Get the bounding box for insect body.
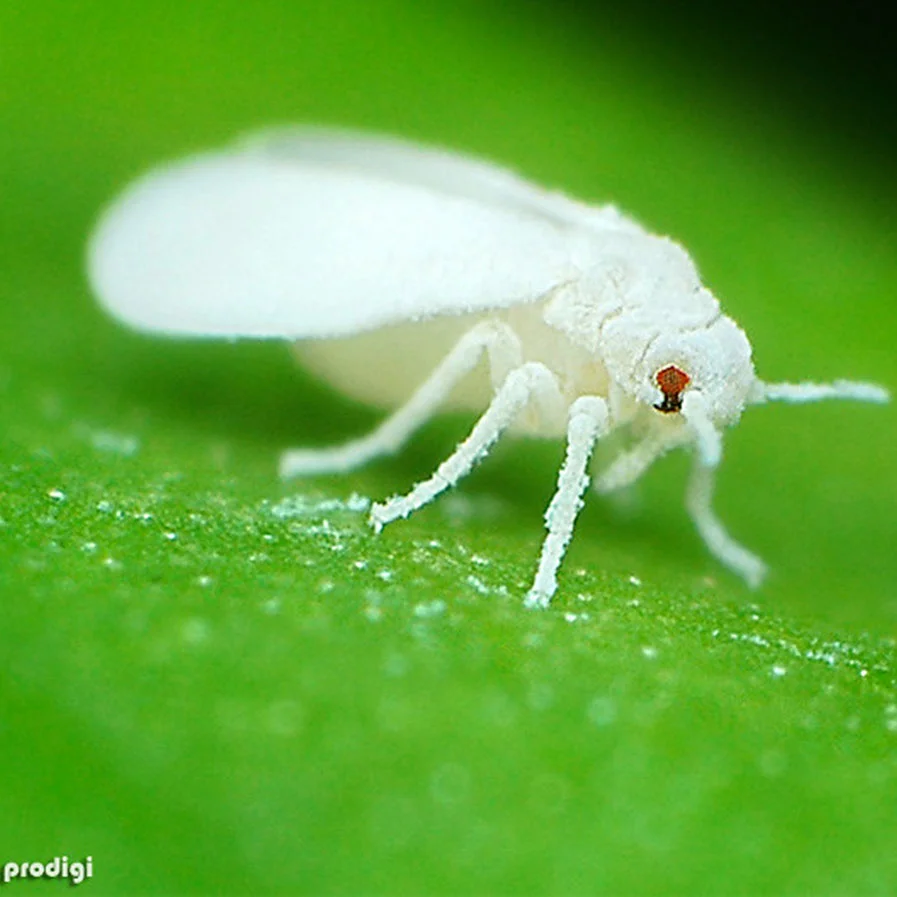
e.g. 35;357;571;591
88;128;889;606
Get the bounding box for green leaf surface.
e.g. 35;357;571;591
2;2;895;894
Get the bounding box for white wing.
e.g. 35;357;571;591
242;127;642;234
87;133;635;340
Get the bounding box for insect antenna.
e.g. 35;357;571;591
751;380;889;405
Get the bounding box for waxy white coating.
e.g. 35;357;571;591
88;128;889;605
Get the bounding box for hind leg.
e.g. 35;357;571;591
280;320;523;478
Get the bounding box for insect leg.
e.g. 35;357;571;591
685;459;767;588
593;430;686;494
280;320;522;478
525;396;609;609
369;361;564;532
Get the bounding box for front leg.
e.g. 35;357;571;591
685;459;767;588
524;396;610;608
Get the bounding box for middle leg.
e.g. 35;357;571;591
369;361;565;532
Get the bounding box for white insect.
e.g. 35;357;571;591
87;128;889;607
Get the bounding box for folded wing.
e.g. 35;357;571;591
88;132;632;340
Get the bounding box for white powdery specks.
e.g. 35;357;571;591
263;491;371;557
266;492;371;520
413;599;447;619
564;611;591;623
462;573;508;598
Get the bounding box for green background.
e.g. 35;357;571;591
1;1;895;893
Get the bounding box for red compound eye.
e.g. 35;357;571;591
655;365;690;413
657;365;690;396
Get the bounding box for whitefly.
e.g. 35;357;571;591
87;128;889;606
